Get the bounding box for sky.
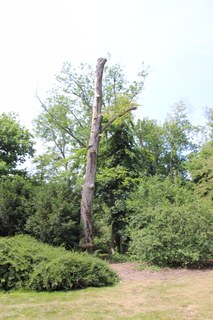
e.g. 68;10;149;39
0;0;213;133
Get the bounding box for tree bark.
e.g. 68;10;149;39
80;58;107;252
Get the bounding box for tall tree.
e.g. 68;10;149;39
96;118;140;252
0;175;34;236
0;112;34;176
188;108;213;202
134;103;199;178
80;58;107;251
162;102;199;178
80;59;143;251
134;118;165;176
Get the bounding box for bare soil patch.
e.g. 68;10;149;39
110;261;213;281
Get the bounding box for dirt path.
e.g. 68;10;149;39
110;262;213;281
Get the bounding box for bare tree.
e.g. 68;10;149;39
80;58;137;251
80;58;107;251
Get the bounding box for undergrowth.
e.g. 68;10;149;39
0;235;118;291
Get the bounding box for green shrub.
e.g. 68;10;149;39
0;235;59;290
29;253;117;291
0;235;118;291
0;175;34;236
129;202;213;267
25;182;80;249
127;177;213;267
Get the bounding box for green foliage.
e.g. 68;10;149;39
29;252;117;291
0;112;34;175
101;252;131;263
188;109;213;202
93;220;111;253
102;59;147;108
33;59;147;181
188;140;213;202
162;102;198;177
137;261;164;271
0;175;34;236
0;235;57;290
205;107;213;139
127;177;213;266
134;118;165;176
26;181;80;249
0;235;118;291
96;121;141;252
134;103;199;179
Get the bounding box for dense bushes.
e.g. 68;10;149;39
127;176;213;266
0;176;81;249
25;182;80;249
0;235;118;291
0;175;34;236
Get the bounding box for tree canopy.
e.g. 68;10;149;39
0;112;34;176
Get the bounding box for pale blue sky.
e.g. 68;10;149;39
0;0;213;130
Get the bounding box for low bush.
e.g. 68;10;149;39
29;253;117;291
0;235;118;291
0;235;56;290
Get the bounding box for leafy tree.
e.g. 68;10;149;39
134;103;199;179
188;108;213;202
162;102;198;177
34;93;88;180
34;59;147;178
134;118;165;176
95;118;141;252
0;112;34;176
205;107;213;139
0;175;34;236
188;141;213;202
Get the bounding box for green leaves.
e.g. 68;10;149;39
188;140;213;201
187;108;213;202
33;59;147;182
0;112;34;175
25;181;80;249
127;176;213;266
0;235;117;291
134;102;199;177
0;175;34;236
162;102;197;177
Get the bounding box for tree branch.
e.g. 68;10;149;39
36;93;86;148
100;106;137;133
67;76;93;109
55;99;85;128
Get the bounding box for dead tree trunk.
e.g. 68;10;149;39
80;58;107;252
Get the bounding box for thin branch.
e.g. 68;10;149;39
100;106;137;133
125;86;144;102
55;99;85;128
68;77;93;109
36;93;86;148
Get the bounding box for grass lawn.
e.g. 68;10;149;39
0;268;213;320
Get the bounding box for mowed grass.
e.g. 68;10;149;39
0;269;213;320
